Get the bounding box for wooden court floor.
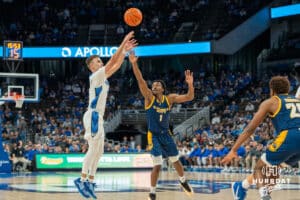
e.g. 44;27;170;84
0;170;299;200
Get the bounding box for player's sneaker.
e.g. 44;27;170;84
84;181;97;199
148;193;156;200
232;181;247;200
74;178;90;198
180;180;194;196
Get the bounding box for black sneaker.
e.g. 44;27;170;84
180;180;194;196
148;193;156;200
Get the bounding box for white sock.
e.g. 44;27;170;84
80;177;87;182
88;178;94;183
179;176;186;183
242;179;250;189
150;186;156;194
259;186;269;197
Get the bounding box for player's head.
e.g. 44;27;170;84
293;62;300;83
85;55;104;72
269;76;290;96
152;80;166;95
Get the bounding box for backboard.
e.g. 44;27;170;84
0;73;39;102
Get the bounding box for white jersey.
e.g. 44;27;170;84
88;67;109;117
296;86;300;98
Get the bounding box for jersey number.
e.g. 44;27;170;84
159;114;163;122
285;102;300;118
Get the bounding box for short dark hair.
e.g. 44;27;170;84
85;55;100;66
269;76;290;94
153;80;167;94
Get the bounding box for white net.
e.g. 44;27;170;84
13;94;24;108
15;99;24;108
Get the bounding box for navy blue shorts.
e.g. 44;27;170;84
147;131;178;157
266;129;300;166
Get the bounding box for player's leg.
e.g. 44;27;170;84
163;134;193;196
148;132;163;200
82;112;105;199
74;111;93;198
254;130;298;200
233;155;300;200
88;136;104;178
74;134;94;198
232;174;253;200
83;134;104;199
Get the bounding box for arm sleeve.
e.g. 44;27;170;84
89;67;106;87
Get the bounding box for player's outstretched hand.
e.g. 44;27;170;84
185;70;193;86
125;39;138;52
221;150;238;165
122;31;135;44
129;51;138;64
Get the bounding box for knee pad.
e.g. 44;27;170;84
169;155;179;163
152;155;163;166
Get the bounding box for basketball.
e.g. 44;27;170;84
124;8;143;27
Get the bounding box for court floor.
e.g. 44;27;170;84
0;170;299;200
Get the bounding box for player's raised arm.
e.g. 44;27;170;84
167;70;194;106
105;31;138;78
129;51;153;103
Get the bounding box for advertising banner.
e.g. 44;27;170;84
0;139;12;173
0;41;211;58
35;153;153;170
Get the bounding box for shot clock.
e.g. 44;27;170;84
3;41;23;61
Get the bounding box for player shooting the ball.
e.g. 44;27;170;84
74;31;137;199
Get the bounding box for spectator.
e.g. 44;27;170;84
11;141;31;171
245;102;255;111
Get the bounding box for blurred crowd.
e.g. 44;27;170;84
0;0;273;45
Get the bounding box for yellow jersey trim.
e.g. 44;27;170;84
269;96;281;118
145;96;155;110
155;95;164;104
268;130;288;152
147;131;153;150
165;95;171;110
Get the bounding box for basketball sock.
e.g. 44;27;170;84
179;176;186;183
259;186;269;197
242;179;250;189
88;178;94;183
150;186;156;194
80;176;87;182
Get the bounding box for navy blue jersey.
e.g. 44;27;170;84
270;95;300;134
145;95;170;134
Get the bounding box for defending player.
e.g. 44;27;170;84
74;31;137;199
128;51;194;200
221;76;300;200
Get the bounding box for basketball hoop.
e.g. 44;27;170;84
13;94;24;108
